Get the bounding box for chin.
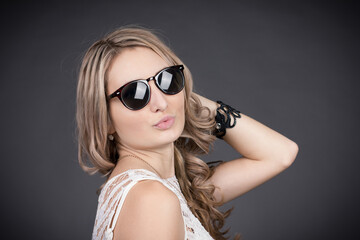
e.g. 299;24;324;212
161;129;183;143
156;124;184;144
138;117;185;148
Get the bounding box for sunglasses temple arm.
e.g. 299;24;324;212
108;91;119;100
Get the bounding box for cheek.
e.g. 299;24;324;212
109;91;186;148
109;103;147;141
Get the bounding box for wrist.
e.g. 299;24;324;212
214;100;242;139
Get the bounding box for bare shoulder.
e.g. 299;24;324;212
113;179;184;240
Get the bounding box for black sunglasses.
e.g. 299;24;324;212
108;65;185;110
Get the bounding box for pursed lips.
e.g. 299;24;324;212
153;115;175;130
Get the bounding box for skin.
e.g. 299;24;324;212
105;46;299;239
106;47;185;240
195;94;299;204
107;47;185;180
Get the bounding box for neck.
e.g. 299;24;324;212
117;142;175;179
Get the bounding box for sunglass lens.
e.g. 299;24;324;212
121;81;150;110
156;68;184;94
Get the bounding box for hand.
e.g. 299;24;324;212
192;93;218;118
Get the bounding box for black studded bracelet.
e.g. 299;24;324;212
214;101;241;139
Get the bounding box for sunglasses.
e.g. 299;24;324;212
108;65;185;110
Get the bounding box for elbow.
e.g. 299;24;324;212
281;141;299;168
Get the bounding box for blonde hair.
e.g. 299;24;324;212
76;25;239;239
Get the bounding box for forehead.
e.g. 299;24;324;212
107;47;169;92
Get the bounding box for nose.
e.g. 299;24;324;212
148;81;168;112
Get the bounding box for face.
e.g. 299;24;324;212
106;47;185;151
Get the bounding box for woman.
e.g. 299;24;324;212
76;26;298;240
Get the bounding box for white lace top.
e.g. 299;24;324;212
92;168;214;240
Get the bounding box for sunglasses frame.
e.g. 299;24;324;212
108;65;185;110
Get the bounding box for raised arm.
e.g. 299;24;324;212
195;93;299;204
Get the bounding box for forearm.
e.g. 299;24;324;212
194;93;298;165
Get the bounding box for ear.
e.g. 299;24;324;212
108;123;116;135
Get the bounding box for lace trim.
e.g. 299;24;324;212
92;168;214;240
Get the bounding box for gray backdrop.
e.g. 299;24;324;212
1;0;359;239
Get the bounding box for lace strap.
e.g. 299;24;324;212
104;172;165;239
105;180;137;239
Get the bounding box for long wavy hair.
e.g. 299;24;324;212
76;25;239;239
